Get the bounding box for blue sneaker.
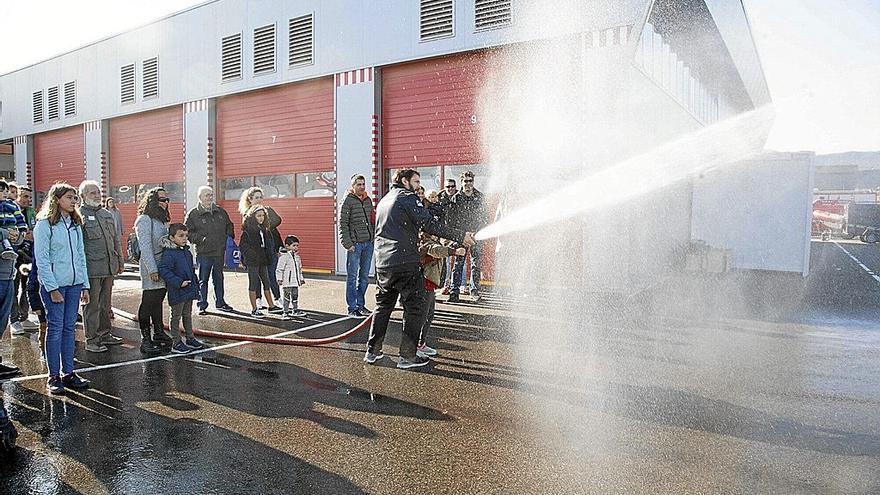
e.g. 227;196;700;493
47;376;65;395
171;342;191;354
185;338;205;350
61;372;90;390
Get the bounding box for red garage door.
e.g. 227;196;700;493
108;106;185;241
34;126;85;201
382;51;498;280
216;77;335;271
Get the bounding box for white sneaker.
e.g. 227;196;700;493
21;319;39;330
417;344;438;357
10;321;25;335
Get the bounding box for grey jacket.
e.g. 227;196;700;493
338;192;374;249
108;208;124;239
135;214;168;290
80;204;123;278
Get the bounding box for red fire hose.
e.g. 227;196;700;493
112;308;372;346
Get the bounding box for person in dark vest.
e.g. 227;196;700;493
338;174;374;318
78;180;125;353
184;185;235;315
364;168;474;370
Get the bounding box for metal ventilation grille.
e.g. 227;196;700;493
143;57;159;99
288;14;314;67
420;0;454;41
221;33;243;81
253;24;276;75
475;0;511;31
120;64;136;104
47;86;60;120
64;81;76;116
32;91;43;124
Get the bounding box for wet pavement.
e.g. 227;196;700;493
1;244;879;494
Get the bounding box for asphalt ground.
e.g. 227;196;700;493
0;244;878;494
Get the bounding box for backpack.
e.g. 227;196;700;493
127;232;140;262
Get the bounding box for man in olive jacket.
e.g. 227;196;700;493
79;181;125;353
338;174;375;317
184;186;235;315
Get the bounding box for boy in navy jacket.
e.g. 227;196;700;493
158;223;204;354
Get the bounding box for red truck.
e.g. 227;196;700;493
812;199;880;243
812;199;846;240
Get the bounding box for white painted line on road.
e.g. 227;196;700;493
832;241;880;284
7;313;352;384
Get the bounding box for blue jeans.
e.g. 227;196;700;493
0;279;14;339
346;241;373;312
197;256;227;310
41;284;82;377
452;244;482;295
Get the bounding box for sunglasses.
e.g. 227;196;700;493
463;179;474;183
445;185;456;189
157;197;170;203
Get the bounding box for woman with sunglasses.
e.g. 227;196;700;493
134;187;171;354
33;183;91;394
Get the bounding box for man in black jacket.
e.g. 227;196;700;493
184;186;235;315
364;169;475;369
448;171;486;302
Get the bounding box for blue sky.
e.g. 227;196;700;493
1;0;877;154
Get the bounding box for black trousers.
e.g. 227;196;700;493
138;288;167;340
366;264;428;360
10;272;28;322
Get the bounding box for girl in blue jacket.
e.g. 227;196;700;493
34;183;91;395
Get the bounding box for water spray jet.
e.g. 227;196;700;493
476;104;775;241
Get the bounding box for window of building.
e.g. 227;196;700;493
382;166;442;195
443;164;488;189
111;184;136;204
220;176;254;201
295;172;335;197
256;174;294;198
162;181;185;203
136;183;162;202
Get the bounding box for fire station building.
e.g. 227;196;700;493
0;0;794;278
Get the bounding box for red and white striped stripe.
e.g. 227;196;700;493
583;24;633;48
335;68;374;87
206;136;215;190
371;114;379;206
100;151;108;198
184;99;209;113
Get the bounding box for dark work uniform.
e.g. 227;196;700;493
367;184;465;360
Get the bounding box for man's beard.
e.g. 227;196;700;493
84;199;102;208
